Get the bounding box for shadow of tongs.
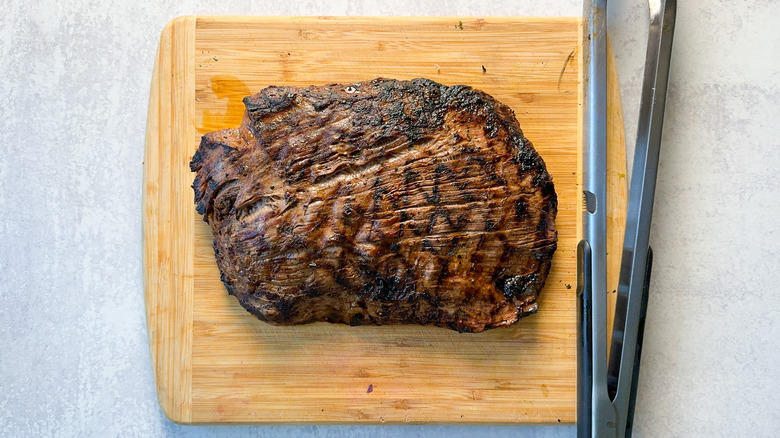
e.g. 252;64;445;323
578;1;676;437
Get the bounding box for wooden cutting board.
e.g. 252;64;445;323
143;16;627;425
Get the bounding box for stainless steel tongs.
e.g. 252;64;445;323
578;1;676;437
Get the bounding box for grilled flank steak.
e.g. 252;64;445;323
191;78;557;332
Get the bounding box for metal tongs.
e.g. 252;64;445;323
578;1;676;437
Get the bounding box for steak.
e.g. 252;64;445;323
190;78;557;333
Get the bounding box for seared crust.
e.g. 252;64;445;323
191;78;557;332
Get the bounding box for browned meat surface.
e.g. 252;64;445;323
190;78;557;333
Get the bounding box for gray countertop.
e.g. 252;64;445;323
2;1;778;437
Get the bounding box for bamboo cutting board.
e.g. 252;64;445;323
143;16;627;425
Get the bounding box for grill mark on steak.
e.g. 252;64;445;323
191;78;558;333
311;136;415;186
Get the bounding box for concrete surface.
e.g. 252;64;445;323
1;0;778;437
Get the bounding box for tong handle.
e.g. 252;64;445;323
608;1;675;435
624;247;652;438
577;240;593;438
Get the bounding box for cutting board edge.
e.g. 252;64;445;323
175;419;576;426
143;15;197;424
191;14;583;24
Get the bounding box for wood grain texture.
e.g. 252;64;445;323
606;39;628;349
143;15;626;425
143;15;198;423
